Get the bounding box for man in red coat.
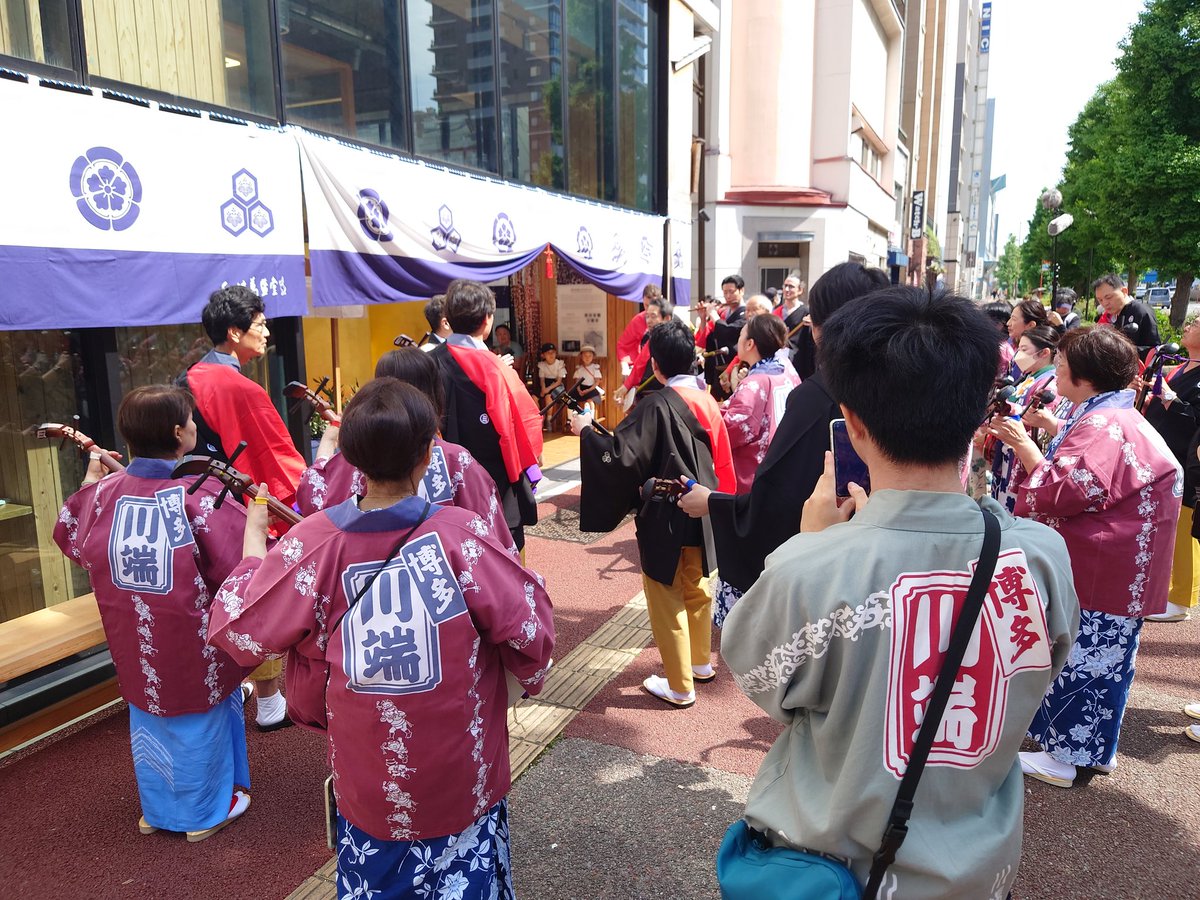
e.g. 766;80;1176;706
180;285;305;730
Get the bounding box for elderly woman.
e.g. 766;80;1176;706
209;377;554;897
989;325;1068;512
297;347;514;554
988;327;1181;787
721;313;801;493
1142;316;1200;622
53;385;255;841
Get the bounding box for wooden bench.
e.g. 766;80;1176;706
0;593;105;684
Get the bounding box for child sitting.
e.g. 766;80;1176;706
537;342;567;431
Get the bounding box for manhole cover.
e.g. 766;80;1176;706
526;502;630;544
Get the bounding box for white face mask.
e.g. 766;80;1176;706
1015;347;1045;375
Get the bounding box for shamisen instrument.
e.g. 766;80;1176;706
543;383;611;436
1136;342;1187;413
37;420;125;473
172;441;301;527
285;377;341;427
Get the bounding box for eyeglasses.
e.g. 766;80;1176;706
247;318;269;333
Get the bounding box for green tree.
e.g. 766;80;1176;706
996;234;1021;296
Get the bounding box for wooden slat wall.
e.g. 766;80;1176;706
82;0;227;106
0;1;46;63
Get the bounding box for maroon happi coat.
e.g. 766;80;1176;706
207;497;554;841
296;437;516;555
53;457;255;716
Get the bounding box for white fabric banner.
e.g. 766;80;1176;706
297;130;665;305
0;76;306;329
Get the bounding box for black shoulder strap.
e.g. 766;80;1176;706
328;500;433;638
863;507;1001;900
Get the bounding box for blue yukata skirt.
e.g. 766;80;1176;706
1028;609;1143;768
129;689;250;833
336;799;514;900
712;579;742;629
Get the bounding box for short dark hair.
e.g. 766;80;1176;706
1092;273;1126;293
820;286;999;465
374;347;445;419
1059;327;1138;393
744;313;787;358
444;279;496;334
1013;299;1049;328
721;274;745;291
648;318;696;379
201;286;264;345
423;295;446;330
1054;288;1077;309
646;296;674;319
982;300;1013;328
340;378;437;482
118;384;194;459
807;262;890;327
1018;325;1060;354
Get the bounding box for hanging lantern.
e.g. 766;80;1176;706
545;246;556;280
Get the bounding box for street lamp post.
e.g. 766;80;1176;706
1041;190;1063;304
1048;213;1074;308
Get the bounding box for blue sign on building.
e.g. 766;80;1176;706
981;3;992;54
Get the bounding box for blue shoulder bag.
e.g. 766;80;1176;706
717;509;1000;899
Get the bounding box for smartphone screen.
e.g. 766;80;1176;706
830;419;870;498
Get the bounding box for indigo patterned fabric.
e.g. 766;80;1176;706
713;578;742;628
337;799;514;900
1028;609;1143;768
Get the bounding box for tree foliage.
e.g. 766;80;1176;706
1017;0;1200;325
996;234;1021;295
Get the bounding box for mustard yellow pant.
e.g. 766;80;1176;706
248;658;283;681
1168;506;1200;608
642;546;712;695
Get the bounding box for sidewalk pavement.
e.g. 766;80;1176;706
287;449;1200;899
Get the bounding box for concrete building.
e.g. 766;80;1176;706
697;0;906;297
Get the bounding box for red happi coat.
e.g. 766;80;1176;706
296;438;515;555
53;457;255;715
1015;391;1182;617
207;497;555;841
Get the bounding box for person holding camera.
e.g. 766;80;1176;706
720;287;1078;899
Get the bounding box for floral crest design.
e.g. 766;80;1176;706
357;188;393;242
71;146;142;231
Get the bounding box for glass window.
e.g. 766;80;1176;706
616;0;655;209
0;331;92;626
498;0;564;190
565;0;615;202
80;1;276;117
407;0;498;173
0;0;73;70
280;1;408;149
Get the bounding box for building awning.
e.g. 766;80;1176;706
0;76;307;330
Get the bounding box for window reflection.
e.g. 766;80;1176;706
498;0;564;190
407;0;498;173
0;0;73;70
566;0;615;202
81;1;276;116
280;1;408;148
0;332;90;624
617;0;655;209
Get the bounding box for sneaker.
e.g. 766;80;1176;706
1186;724;1200;745
1019;750;1076;788
1184;702;1200;722
641;675;695;709
186;790;251;843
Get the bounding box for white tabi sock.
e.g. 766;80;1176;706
256;690;287;727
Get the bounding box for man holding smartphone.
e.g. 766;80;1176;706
719;287;1079;899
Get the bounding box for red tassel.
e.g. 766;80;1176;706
545;247;556;280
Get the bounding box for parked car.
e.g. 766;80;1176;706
1146;286;1172;308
